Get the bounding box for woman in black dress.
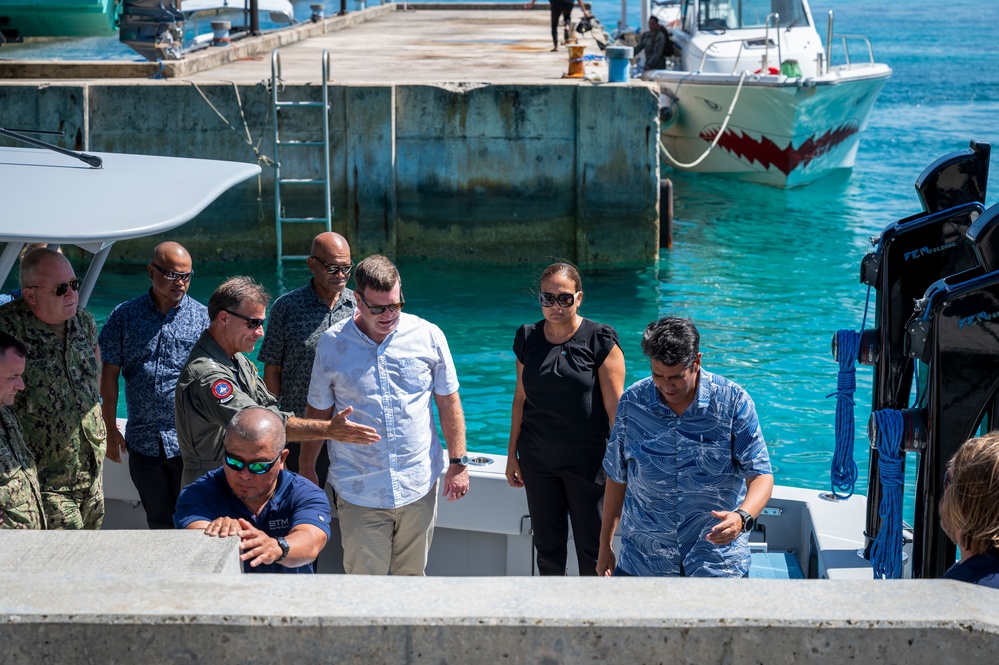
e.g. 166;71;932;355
506;262;625;575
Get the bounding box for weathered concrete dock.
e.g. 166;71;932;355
0;4;661;264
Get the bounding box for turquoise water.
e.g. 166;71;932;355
10;0;999;517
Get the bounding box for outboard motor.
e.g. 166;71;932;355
853;203;983;555
119;0;184;61
901;201;999;578
915;140;990;214
840;141;991;559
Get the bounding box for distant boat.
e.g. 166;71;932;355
644;0;891;188
0;0;294;61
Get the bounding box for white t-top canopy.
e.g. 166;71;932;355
0;146;261;306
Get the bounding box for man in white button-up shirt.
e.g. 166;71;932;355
302;255;469;575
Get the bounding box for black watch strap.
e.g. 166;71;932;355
450;455;469;466
734;509;754;533
275;536;290;562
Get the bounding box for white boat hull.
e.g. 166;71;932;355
655;65;891;188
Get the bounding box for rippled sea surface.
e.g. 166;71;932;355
14;0;999;517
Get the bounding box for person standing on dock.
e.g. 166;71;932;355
525;0;592;52
0;248;106;529
506;262;625;576
259;232;356;492
98;242;209;529
597;317;773;577
174;407;332;574
175;276;379;488
302;255;469;576
0;332;46;530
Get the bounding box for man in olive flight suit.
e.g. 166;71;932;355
176;276;380;488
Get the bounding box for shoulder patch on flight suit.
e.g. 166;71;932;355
211;379;235;404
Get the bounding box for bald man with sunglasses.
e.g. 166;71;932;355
175;276;379;488
0;247;106;529
174;407;332;573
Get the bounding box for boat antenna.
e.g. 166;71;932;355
0;127;102;168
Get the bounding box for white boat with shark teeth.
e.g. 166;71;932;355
649;0;891;188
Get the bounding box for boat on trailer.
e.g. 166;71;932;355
645;0;891;188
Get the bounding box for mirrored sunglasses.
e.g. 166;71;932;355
224;451;282;475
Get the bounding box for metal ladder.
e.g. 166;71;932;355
271;48;333;266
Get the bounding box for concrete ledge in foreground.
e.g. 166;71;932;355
0;574;996;663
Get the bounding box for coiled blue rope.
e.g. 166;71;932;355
828;329;861;499
869;409;905;579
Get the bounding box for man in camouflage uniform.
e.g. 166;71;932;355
176;276;378;488
259;232;356;489
0;248;105;529
0;332;45;529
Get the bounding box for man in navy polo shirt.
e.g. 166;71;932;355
174;407;331;574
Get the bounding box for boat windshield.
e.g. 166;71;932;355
685;0;809;31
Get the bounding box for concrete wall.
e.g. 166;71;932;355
0;80;660;265
0;573;997;664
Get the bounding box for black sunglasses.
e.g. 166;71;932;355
309;256;353;276
224;451;282;475
358;291;405;315
149;262;194;282
27;277;82;297
224;309;265;331
539;292;577;308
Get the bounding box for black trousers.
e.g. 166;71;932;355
128;447;184;530
549;2;574;47
283;441;330;490
519;448;604;576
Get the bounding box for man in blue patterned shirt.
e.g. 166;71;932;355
598;317;773;577
99;242;209;529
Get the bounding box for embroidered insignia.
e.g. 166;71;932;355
211;379;235;404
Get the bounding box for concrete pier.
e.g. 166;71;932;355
0;5;661;265
0;570;997;663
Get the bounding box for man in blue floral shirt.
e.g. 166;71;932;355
598;317;773;577
99;242;209;529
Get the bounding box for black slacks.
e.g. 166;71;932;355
128;446;184;530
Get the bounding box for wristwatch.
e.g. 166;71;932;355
734;509;755;533
275;536;290;563
449;455;469;466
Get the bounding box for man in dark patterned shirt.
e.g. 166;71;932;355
98;242;209;529
259;232;355;489
0;248;106;529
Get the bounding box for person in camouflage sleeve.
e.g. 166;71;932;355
0;332;45;530
0;248;106;529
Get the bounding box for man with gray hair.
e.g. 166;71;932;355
0;247;106;529
175;276;378;487
302;254;469;576
174;407;332;574
597;317;773;577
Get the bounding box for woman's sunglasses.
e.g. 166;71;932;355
224;451;282;475
539;292;577;308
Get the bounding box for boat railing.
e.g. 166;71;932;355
831;34;877;68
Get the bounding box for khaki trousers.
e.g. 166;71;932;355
336;481;438;576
